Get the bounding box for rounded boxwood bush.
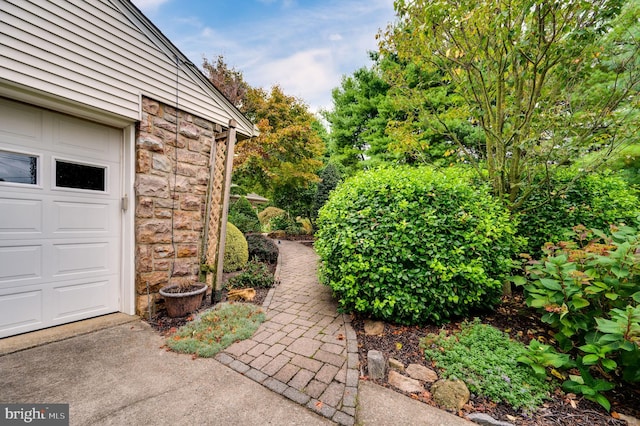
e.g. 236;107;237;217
228;197;261;233
223;222;249;272
258;207;286;230
517;168;639;256
315;166;522;325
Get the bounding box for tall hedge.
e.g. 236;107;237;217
315;166;522;325
517;169;639;256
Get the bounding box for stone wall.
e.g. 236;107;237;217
134;96;222;317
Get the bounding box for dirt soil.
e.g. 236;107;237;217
353;293;640;426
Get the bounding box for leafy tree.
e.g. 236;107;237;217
202;56;327;216
324;63;395;175
379;0;640;211
233;85;325;214
202;55;250;109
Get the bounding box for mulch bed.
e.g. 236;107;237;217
146;278;271;336
354;293;640;425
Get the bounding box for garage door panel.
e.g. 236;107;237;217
0;198;42;234
53;115;120;162
52;242;110;276
0;290;43;337
52;279;114;321
52;200;112;233
0;101;43;144
0;245;42;282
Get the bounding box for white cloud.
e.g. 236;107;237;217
249;49;338;112
328;33;343;41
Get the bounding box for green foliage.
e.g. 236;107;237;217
166;303;265;357
421;320;552;411
312;163;342;222
379;0;639;210
517;169;639;256
520;225;639;349
233;85;324;203
315;166;522;324
517;339;573;379
226;260;275;290
323;65;397;175
246;233;279;265
562;357;616;411
517;225;640;410
223;222;249;272
269;213;303;235
228;197;261;233
594;305;640;383
258;207;286;228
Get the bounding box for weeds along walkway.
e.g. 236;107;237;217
215;240;359;426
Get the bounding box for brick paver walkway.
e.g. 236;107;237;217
215;240;359;425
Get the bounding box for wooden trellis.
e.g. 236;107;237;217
204;119;237;302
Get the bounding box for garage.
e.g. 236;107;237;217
0;98;122;338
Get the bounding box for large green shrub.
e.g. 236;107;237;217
315;166;522;324
223;222;248;272
517;169;639;256
228;197;261;233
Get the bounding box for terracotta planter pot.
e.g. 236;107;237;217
159;283;207;318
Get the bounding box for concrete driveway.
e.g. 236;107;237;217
0;316;331;425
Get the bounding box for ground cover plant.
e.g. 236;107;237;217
165;302;265;357
422;320;553;411
315;165;522;324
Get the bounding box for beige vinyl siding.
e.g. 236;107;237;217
0;0;254;136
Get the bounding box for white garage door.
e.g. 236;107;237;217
0;99;121;338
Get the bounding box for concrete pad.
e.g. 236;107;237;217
0;313;138;356
0;321;331;426
357;380;473;426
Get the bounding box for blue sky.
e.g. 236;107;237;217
131;0;397;113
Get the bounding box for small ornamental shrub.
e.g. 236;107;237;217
315;166;522;324
258;206;286;229
515;225;640;410
223;222;249;272
228;197;261;233
246;233;279;265
421;320;552;411
269;213;303;235
226;260;275;289
517;169;639;256
296;217;313;235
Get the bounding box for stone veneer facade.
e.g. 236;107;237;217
134;96;227;317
